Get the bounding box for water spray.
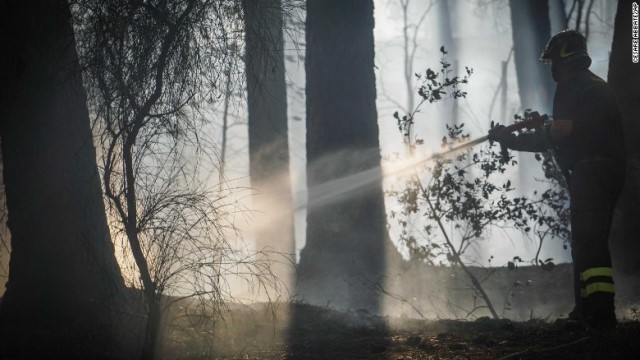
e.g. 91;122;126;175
298;114;549;212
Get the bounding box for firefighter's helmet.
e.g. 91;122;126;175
540;29;589;65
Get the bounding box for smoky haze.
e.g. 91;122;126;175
272;0;624;318
205;0;629;318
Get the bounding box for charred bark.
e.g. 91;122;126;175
0;0;128;358
298;0;398;312
608;0;640;302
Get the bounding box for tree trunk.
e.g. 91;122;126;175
549;0;567;34
0;1;128;357
607;0;640;302
509;0;555;114
297;0;395;312
243;0;295;287
437;0;455;55
438;1;459;126
0;156;8;290
509;0;556;193
608;0;640;156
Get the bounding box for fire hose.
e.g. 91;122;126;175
431;111;550;162
299;112;551;211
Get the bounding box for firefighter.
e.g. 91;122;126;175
489;29;626;329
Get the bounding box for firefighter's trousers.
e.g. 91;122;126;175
569;159;625;323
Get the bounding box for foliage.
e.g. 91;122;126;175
388;49;570;319
393;47;473;152
508;110;571;265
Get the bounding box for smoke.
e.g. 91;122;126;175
298;138;489;213
203;0;629;326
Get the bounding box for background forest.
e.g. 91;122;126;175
0;0;638;359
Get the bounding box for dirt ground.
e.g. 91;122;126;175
163;302;640;359
286;317;640;360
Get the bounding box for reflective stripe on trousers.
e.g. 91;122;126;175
568;160;624;318
579;267;615;298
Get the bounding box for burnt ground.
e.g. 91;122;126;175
287;316;640;360
163;302;640;359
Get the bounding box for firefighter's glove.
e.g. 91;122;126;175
488;125;518;149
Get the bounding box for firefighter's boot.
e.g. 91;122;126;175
584;292;617;330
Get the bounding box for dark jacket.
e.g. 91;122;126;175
552;68;626;173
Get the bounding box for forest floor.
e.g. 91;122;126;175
163;302;640;359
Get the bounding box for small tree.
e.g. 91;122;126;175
390;50;570;319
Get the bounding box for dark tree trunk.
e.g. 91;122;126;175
437;0;459;125
437;0;455;55
297;0;392;312
509;0;556;192
0;159;8;288
549;0;567;34
243;0;295;285
608;0;640;302
608;0;640;156
509;0;555;114
0;1;128;357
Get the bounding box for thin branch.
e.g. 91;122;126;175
416;175;500;319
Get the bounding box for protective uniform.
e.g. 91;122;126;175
492;30;626;328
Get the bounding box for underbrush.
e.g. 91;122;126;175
158;301;640;359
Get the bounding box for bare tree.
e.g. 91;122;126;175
75;1;281;358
